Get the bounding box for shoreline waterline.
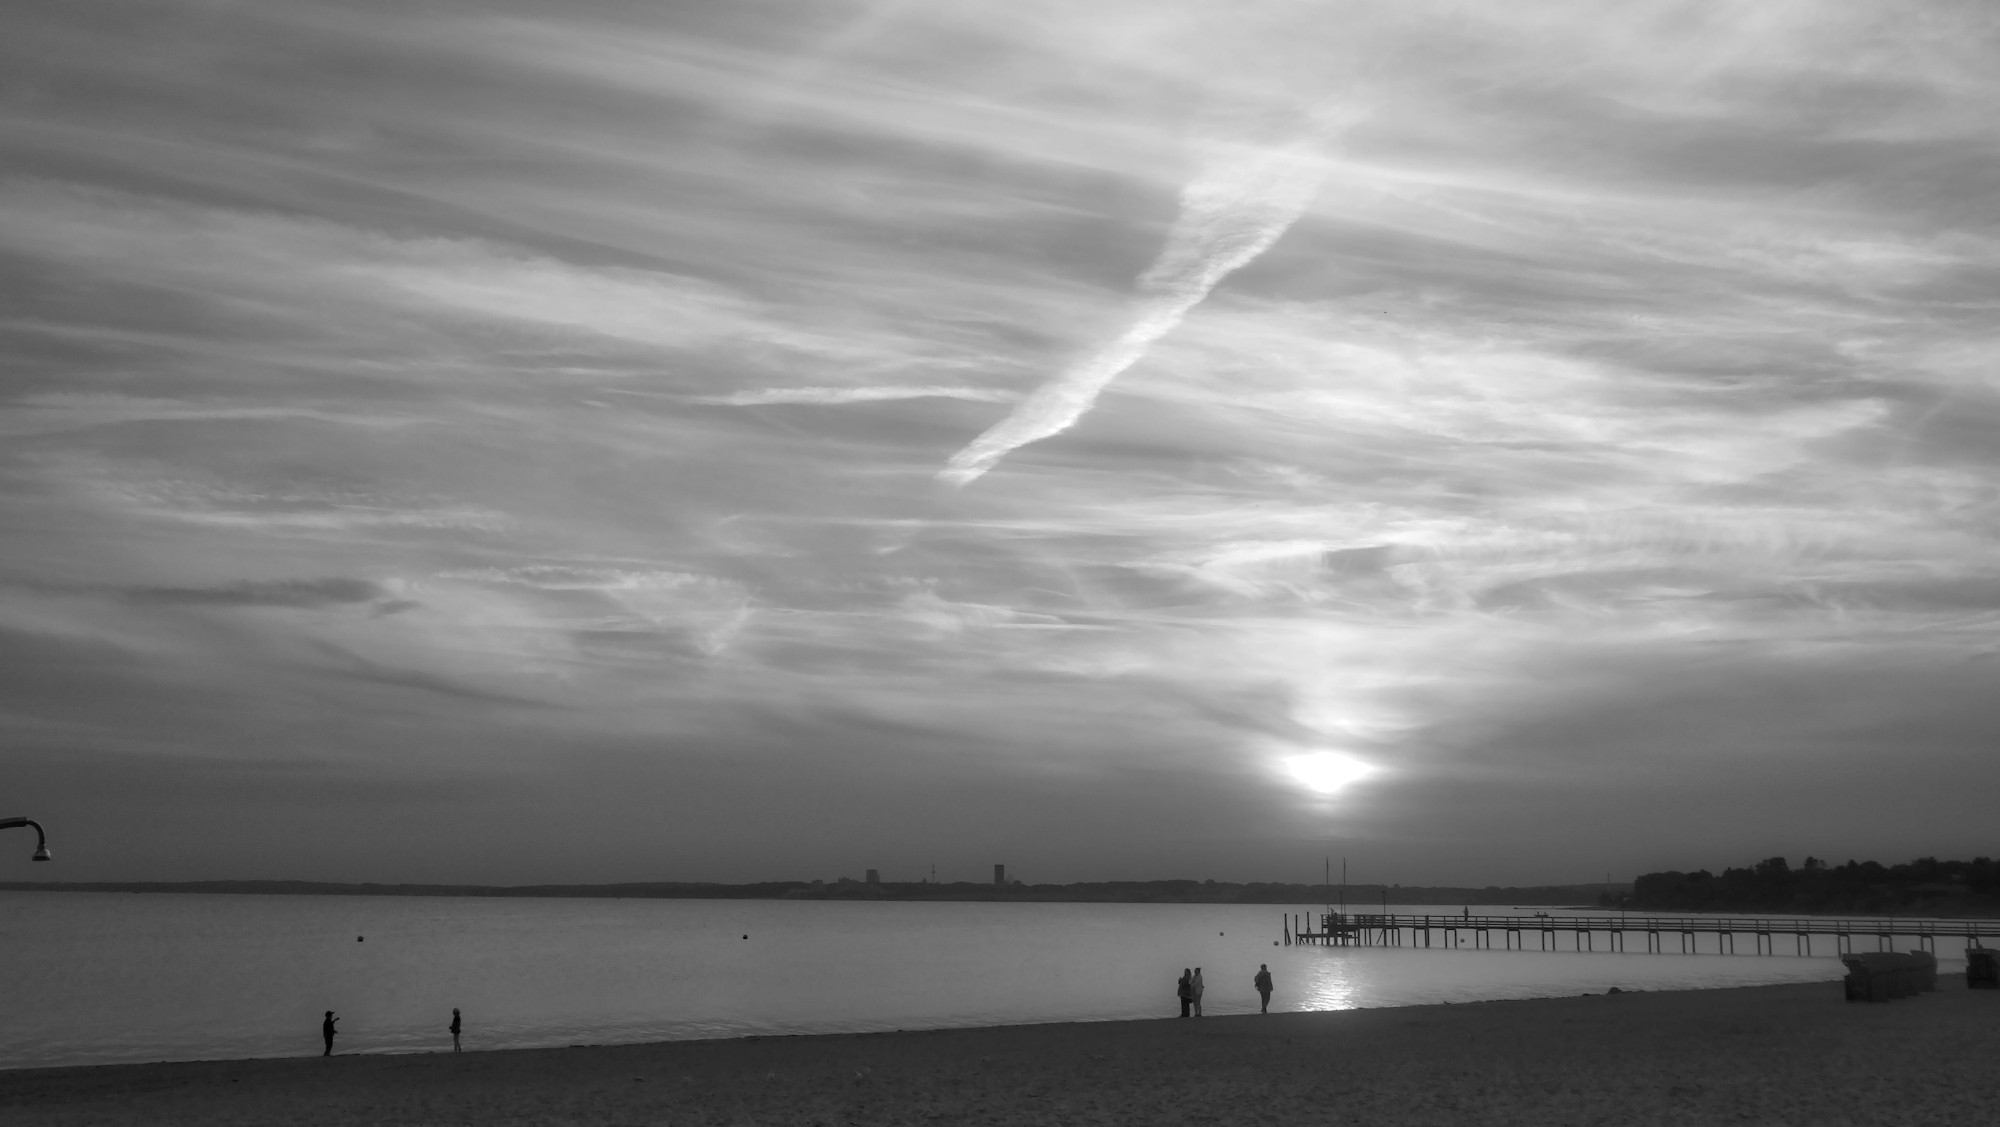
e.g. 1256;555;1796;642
7;979;1989;1127
4;975;1842;1076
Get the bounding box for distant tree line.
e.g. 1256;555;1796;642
792;879;1615;906
1630;856;2000;917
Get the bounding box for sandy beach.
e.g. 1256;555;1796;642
4;977;1993;1126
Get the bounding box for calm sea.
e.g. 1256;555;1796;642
0;893;1918;1070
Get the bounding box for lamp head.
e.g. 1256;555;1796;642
32;845;50;862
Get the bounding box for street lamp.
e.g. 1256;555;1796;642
0;817;50;861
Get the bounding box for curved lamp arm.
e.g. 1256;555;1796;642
0;817;50;861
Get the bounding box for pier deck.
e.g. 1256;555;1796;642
1282;912;1998;956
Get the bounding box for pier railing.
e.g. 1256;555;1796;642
1281;912;1998;957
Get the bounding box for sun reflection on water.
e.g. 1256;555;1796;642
1292;949;1361;1011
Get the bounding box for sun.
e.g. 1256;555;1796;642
1283;752;1376;797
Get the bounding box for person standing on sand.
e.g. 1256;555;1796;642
1192;968;1205;1016
1177;968;1193;1017
322;1011;338;1056
450;1008;461;1052
1254;964;1274;1013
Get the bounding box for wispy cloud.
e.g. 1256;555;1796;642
701;386;1018;406
122;578;390;609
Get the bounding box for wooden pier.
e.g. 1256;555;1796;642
1282;912;1997;957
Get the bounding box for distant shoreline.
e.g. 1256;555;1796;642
0;878;1612;905
4;880;1997;917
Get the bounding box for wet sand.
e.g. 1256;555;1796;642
5;977;1995;1126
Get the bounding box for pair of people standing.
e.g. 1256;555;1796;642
1176;967;1205;1016
320;1008;462;1055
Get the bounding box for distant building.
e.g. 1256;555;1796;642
994;864;1006;887
865;869;880;885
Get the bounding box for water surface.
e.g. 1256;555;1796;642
0;894;1915;1070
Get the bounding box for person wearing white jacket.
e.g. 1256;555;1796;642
1191;968;1205;1016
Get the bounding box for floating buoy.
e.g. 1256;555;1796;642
357;936;364;942
742;935;748;940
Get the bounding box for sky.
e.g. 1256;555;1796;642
2;0;1997;886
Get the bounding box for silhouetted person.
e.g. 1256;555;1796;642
1254;964;1274;1013
1177;968;1193;1017
322;1011;338;1056
1192;967;1205;1016
450;1008;461;1052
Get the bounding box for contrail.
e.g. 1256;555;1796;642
938;139;1332;487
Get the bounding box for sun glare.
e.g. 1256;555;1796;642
1283;752;1376;797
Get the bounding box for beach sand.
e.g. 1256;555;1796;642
5;977;1995;1125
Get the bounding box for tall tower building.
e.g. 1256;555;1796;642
994;864;1006;886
